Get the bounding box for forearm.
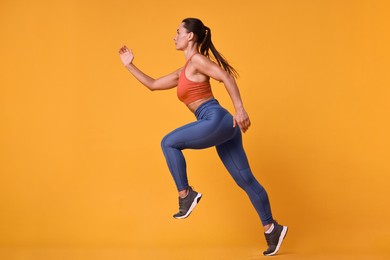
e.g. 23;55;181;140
125;63;155;90
223;76;245;111
223;75;251;132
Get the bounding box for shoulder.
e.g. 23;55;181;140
176;67;183;74
166;67;182;80
190;53;214;69
191;53;209;63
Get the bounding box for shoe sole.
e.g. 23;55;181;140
264;226;288;256
174;193;202;219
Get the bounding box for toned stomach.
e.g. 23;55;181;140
186;96;214;113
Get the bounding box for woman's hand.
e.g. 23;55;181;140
233;108;251;133
118;45;134;67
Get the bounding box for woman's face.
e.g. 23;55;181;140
174;23;190;50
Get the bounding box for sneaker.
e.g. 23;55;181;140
173;186;202;219
263;221;288;256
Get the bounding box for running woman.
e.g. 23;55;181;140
118;18;287;256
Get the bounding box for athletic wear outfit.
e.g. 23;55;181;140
177;54;213;105
160;54;287;255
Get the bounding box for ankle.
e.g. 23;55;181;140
179;188;189;198
264;223;274;234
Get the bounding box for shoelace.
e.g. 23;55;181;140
264;232;273;246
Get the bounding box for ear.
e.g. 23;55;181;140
188;32;195;41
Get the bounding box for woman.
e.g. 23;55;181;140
118;18;287;256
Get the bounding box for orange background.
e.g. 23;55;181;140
1;0;389;259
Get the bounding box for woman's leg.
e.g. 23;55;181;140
161;106;236;219
214;114;288;256
216;127;274;227
161;110;235;192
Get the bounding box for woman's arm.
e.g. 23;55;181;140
119;45;179;91
191;54;251;132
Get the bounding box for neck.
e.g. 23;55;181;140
184;44;199;60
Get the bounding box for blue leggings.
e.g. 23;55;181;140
161;99;273;226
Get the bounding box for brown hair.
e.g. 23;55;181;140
182;18;238;78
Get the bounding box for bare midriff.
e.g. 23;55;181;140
186;96;214;113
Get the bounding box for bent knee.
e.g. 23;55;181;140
161;133;182;150
161;134;170;150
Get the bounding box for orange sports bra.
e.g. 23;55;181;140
177;54;214;106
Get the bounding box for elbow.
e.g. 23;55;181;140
148;83;157;91
222;73;235;85
228;72;237;81
147;81;157;91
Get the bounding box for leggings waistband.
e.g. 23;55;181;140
194;99;220;119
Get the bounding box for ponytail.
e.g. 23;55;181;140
182;18;239;78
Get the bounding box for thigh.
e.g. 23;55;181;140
163;110;236;150
215;129;250;171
